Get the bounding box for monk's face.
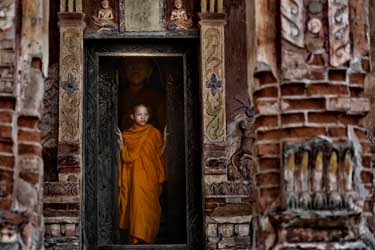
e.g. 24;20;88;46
124;59;153;87
130;105;150;126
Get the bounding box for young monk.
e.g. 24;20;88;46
116;104;167;244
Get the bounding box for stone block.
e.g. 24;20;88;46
219;224;234;237
218;237;235;248
236;224;250;236
47;224;61;237
62;224;76;237
123;0;164;31
207;223;218;237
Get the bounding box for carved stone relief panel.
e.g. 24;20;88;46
120;0;165;32
200;23;226;145
328;0;350;67
59;28;82;144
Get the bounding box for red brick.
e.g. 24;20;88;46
18;116;39;128
0;97;15;110
0;126;12;142
58;167;81;173
18;129;41;142
0;198;12;210
255;99;279;115
258;157;280;171
256;143;280;156
281;83;306;96
256;172;280;186
18;143;42;156
338;115;360;125
350;87;363;97
328;69;347;81
362;58;370;72
254;86;278;100
19;172;39;185
327;127;347;138
283;98;326;110
364;200;374;213
0;142;13;153
255;71;277;85
254;116;278;129
354;128;367;140
281;113;305;125
309;69;326;80
349;73;366;85
361;142;371;154
0;111;12;123
0;155;14;168
308;113;338;124
361;171;374;184
362;155;371;168
307;83;348;96
258;187;280;211
257;127;326;140
0;169;13;197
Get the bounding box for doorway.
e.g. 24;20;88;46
84;40;202;250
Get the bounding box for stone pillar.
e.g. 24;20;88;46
44;1;85;249
0;0;49;249
253;0;374;249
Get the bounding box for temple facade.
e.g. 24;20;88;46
0;0;375;249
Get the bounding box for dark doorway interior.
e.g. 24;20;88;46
84;40;202;250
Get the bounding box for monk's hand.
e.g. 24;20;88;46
116;128;123;149
163;125;168;142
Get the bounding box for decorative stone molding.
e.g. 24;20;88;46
283;139;361;212
199;14;226;146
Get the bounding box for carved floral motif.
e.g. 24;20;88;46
328;0;350;67
202;27;225;144
59;28;82;144
281;0;304;48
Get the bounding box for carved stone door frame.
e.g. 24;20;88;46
83;39;203;250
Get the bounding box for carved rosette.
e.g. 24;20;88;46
200;23;226;145
328;0;350;67
59;27;83;144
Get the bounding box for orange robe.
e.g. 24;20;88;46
118;124;166;244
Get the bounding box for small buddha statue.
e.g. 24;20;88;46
92;0;118;32
168;0;193;31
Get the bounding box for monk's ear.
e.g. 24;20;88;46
130;114;134;120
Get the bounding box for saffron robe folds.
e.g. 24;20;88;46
118;124;166;244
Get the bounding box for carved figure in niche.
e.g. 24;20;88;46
228;120;254;181
118;58;165;131
92;0;118;32
0;0;15;32
116;104;167;244
168;0;193;31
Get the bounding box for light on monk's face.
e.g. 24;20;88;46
130;105;150;126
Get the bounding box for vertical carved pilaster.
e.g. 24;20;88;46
328;0;350;67
58;12;85;173
199;15;226;146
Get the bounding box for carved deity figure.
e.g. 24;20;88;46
169;0;193;30
92;0;118;32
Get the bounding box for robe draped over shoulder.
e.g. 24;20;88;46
118;124;166;244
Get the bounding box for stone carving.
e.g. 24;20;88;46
205;158;226;174
228;120;255;181
92;0;118;32
328;0;350;67
168;0;193;31
283;139;361;212
0;0;15;32
59;29;81;144
202;27;225;144
44;182;79;196
305;0;328;66
40;64;59;149
281;0;304;48
206;182;252;196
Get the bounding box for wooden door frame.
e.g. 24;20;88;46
83;39;203;250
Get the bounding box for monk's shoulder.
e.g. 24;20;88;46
148;125;162;139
